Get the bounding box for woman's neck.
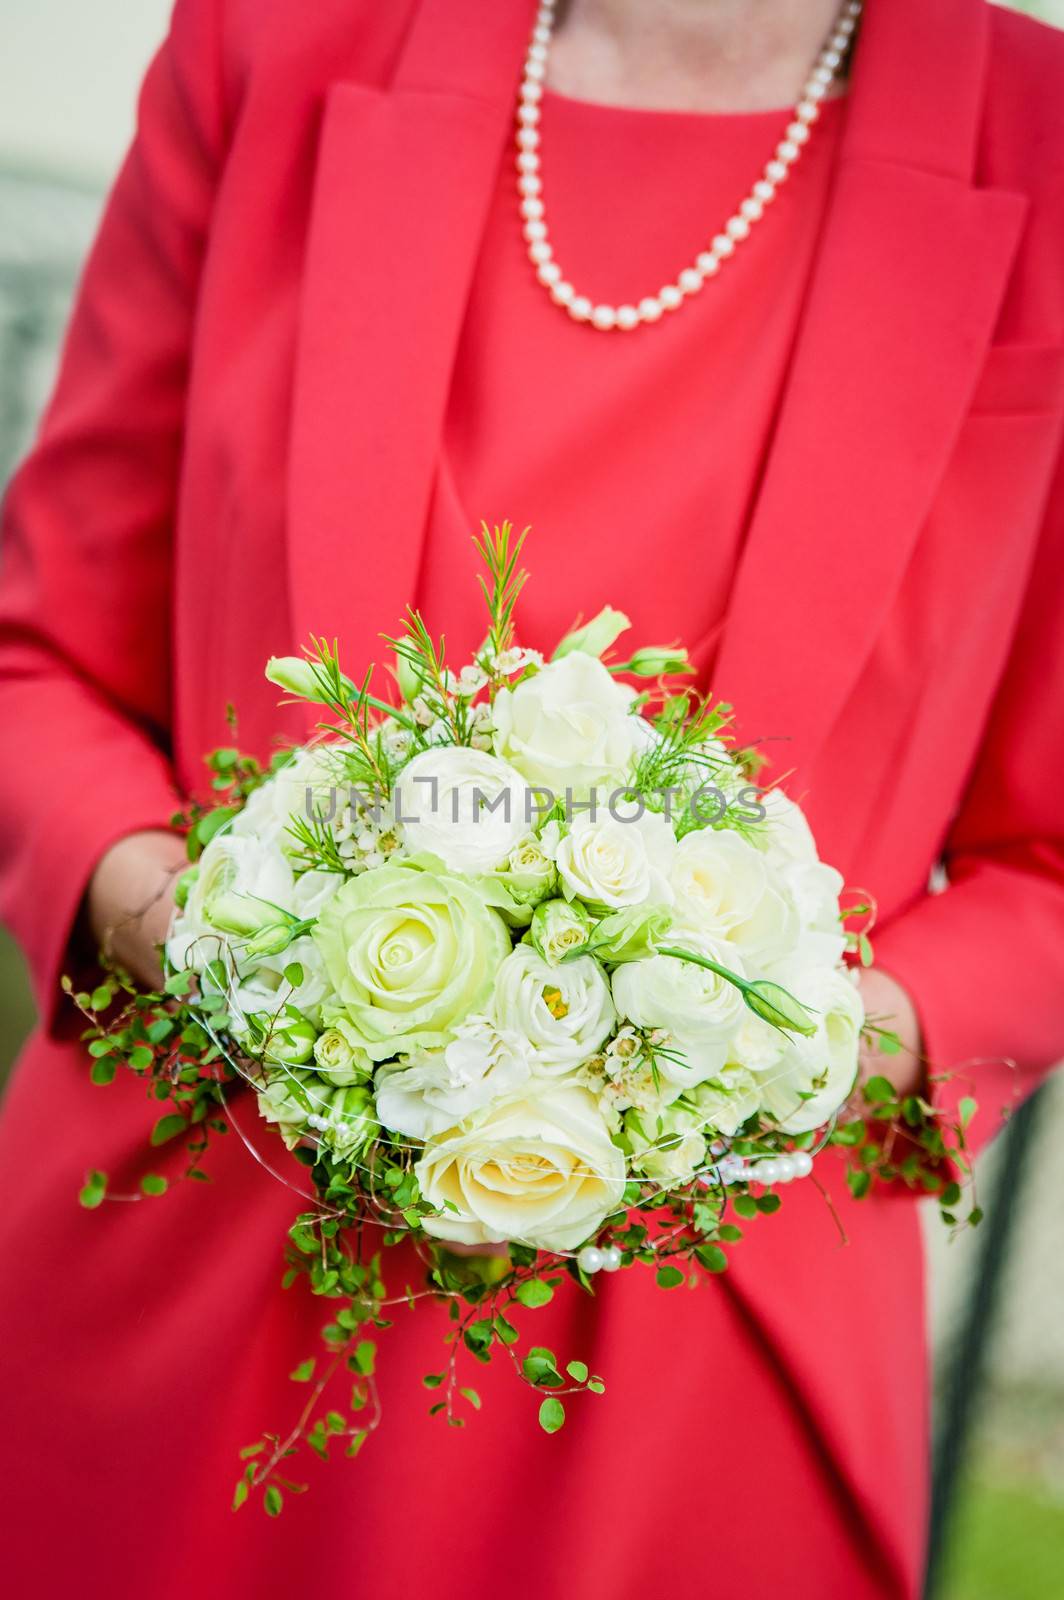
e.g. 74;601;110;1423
550;0;851;114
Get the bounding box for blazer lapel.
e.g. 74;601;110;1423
714;0;1026;780
287;0;536;683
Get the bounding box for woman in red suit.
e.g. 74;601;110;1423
1;0;1062;1595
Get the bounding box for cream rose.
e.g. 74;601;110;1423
491;945;615;1075
491;651;637;792
393;747;532;874
416;1085;626;1251
555;806;676;909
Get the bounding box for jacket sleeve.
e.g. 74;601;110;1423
0;0;227;1028
872;431;1064;1164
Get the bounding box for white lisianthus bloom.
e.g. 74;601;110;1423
555;806;676;909
668;827;799;967
416;1085;626;1251
393;747;532;874
491;651;637;792
612;935;746;1089
375;1015;532;1139
491;945;616;1076
755;960;864;1133
757;788;820;863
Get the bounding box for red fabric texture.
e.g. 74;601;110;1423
1;2;1064;1596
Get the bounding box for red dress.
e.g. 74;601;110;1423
2;4;1064;1599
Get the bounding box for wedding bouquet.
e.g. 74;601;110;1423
73;525;970;1514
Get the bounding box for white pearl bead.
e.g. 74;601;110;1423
518;174;542;196
516;150;540;173
786;121;811;145
805;79;828;102
551;279;575;305
740;196;764;222
791;1151;814;1179
518;103;541;126
532;24;551;45
765;159;788;184
517;127;540;150
678;267;703;294
776;140;800;164
795;100;820;124
569;295;593;321
638;296;664;322
811;64;834;88
758;1159;780;1185
659;284;683;310
528;239;553;264
616;304;640;329
775;1155;797;1183
578;1245;604;1274
524;58;546;82
536;259;562;285
695;251;719;276
725;214;750;240
523;219;548;242
601;1246;623;1272
711;233;735;257
527;42;548;65
753;178;777;202
821;48;842;71
591;304;617;329
520;196;545;219
520;80;543;103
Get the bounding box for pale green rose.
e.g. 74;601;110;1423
625;1100;706;1187
262;1014;318;1066
312;862;511;1061
313;1016;373;1085
317;1083;379;1161
530;898;592;965
553;605;631;661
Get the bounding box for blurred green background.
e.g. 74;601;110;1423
2;3;1063;1596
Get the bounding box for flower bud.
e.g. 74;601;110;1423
553;607;631;661
583;906;673;965
312;1018;373;1085
263;1016;318;1067
743;980;817;1037
624;646;693;677
321;1083;379;1160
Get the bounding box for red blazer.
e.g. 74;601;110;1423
0;2;1062;1596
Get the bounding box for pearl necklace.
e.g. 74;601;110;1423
517;0;862;330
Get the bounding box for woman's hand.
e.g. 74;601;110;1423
853;966;924;1105
86;829;189;990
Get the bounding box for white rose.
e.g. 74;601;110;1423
491;945;615;1076
393;747;532;874
757;788;820;863
669;827;799;966
756;960;863;1133
375;1016;532;1139
491;651;637;792
231;743;351;854
555;805;676;909
612;936;746;1088
416;1085;626;1251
